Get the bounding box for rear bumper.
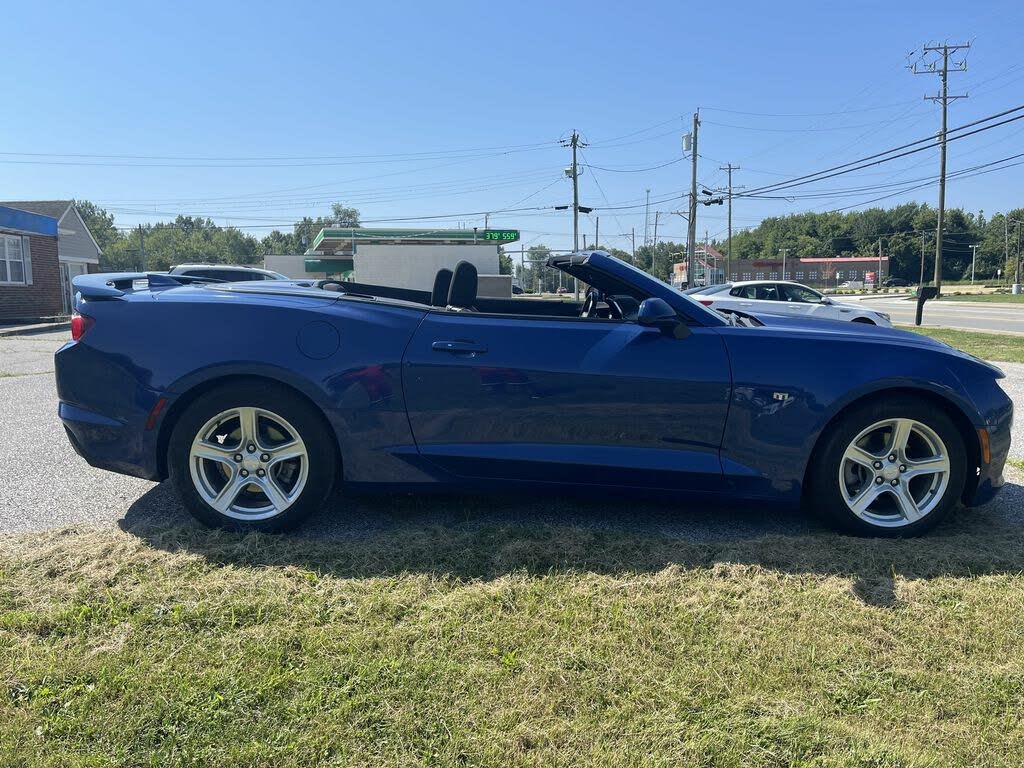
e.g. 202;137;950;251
55;340;166;481
58;400;163;481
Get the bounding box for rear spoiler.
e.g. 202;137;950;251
72;272;219;300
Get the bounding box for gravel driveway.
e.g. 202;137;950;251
1;329;1020;538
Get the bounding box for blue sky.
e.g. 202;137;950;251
4;0;1022;253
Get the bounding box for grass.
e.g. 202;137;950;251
4;504;1024;767
939;293;1024;303
898;325;1024;363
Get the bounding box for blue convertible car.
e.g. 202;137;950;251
56;251;1012;536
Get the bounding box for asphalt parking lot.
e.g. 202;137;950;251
1;328;1021;537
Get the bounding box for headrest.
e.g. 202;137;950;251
431;268;453;306
447;261;478;310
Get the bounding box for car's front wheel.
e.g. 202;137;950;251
808;397;966;536
168;381;338;531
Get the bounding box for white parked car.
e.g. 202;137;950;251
686;281;892;327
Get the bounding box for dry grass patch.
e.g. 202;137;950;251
2;508;1024;767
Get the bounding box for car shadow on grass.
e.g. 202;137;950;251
118;476;1024;609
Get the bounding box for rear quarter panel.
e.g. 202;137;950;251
63;289;431;483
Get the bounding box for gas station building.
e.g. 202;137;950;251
265;227;519;294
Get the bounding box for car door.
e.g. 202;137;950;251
777;283;826;318
402;310;732;491
725;283;783;314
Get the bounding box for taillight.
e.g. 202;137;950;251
71;312;95;341
699;299;714;306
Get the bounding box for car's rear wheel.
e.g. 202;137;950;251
168;382;337;531
807;397;966;536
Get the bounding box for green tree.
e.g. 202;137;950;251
73;200;121;253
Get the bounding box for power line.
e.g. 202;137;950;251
735;103;1024;198
0;140;560;164
701;100;922;118
582;158;684;173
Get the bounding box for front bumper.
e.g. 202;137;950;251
965;396;1013;507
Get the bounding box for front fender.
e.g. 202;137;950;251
716;327;990;502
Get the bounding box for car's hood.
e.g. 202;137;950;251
738;310;1004;378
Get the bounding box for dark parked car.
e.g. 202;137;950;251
58;251;1011;537
882;277;911;287
168;264;288;282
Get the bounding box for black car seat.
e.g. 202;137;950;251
431;268;453;307
446;261;478;312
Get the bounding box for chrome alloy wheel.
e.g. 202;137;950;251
188;407;309;521
838;418;951;528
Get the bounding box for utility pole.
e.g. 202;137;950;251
652;211;660;255
631;227;636;264
560;130;588;299
912;42;970;294
1006;216;1010;285
704;230;710;285
1014;220;1023;294
718;163;739;281
970;244;978;285
643;189;651;247
919;231;928;286
780;248;789;280
878;237;884;286
138;225;146;271
686;111;700;289
594;216;599;251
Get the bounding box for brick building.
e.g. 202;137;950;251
0;205;62;321
673;245;890;289
0;201;103;315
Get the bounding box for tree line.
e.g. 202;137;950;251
78;199;1022;284
723;203;1023;283
517;202;1023;288
77;201;362;272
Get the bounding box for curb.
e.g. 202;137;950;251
0;322;70;338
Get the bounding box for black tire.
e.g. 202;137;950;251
806;396;966;537
851;317;876;325
168;381;338;532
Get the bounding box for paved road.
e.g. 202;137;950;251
839;294;1024;334
0;329;1020;537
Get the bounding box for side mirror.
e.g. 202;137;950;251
637;298;689;338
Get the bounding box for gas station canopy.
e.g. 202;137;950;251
309;227;519;254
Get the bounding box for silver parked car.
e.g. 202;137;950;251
686;281;892;326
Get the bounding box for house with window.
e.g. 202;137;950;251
0;205;60;321
0;201;102;314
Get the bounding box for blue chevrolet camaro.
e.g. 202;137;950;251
56;251;1012;536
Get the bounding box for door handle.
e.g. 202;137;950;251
432;340;488;355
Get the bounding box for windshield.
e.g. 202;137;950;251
591;255;729;325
